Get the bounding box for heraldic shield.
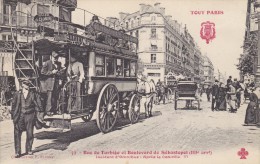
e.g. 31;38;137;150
200;21;216;44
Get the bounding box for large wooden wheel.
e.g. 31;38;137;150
96;84;119;133
128;94;140;124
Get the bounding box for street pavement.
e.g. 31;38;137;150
0;94;259;164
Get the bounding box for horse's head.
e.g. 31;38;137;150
137;80;146;94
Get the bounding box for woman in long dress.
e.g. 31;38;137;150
218;83;227;111
244;90;258;125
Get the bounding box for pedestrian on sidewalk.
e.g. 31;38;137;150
211;80;219;111
227;82;237;113
10;79;45;158
206;86;211;102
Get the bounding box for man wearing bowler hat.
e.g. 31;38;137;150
11;78;44;158
41;50;61;116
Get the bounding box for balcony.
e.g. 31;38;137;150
145;47;163;52
0;13;36;28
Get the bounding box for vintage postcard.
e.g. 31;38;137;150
0;0;259;164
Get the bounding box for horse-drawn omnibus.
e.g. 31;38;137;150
13;16;141;133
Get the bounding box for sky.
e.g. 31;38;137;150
72;0;248;79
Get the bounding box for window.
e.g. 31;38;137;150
130;61;136;77
131;20;134;28
135;30;139;38
116;59;123;76
59;7;71;22
96;55;105;76
106;57;115;76
2;35;7;41
124;59;130;77
37;4;50;15
7;35;11;41
137;18;141;25
151;16;156;21
151;45;157;50
151;28;156;38
126;22;129;29
151;54;156;63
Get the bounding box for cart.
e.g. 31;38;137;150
13;16;141;133
174;81;200;110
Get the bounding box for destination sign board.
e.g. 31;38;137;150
34;14;54;23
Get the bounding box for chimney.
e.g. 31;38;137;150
119;12;129;21
154;2;161;12
159;7;165;15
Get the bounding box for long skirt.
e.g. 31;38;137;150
218;97;227;110
244;101;257;124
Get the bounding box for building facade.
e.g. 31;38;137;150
0;0;77;91
203;55;214;87
106;3;205;83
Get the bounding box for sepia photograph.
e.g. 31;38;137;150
0;0;259;164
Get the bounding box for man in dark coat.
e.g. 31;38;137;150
206;86;211;102
41;51;61;116
227;76;232;86
211;80;219;111
11;79;44;158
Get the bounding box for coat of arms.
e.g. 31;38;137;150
200;21;216;44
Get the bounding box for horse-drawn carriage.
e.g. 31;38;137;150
174;81;200;110
165;72;178;102
13;17;141;133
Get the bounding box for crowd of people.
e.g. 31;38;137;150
201;76;250;113
200;75;260;126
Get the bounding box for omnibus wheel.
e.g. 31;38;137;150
128;94;140;124
96;84;119;133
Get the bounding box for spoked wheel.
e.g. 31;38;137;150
128;94;141;124
96;84;119;133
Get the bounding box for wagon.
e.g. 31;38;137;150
174;81;200;110
13;17;141;133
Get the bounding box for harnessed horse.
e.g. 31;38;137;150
136;76;156;117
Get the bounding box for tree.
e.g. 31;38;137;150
237;33;258;75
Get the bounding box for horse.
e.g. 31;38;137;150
136;76;156;117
